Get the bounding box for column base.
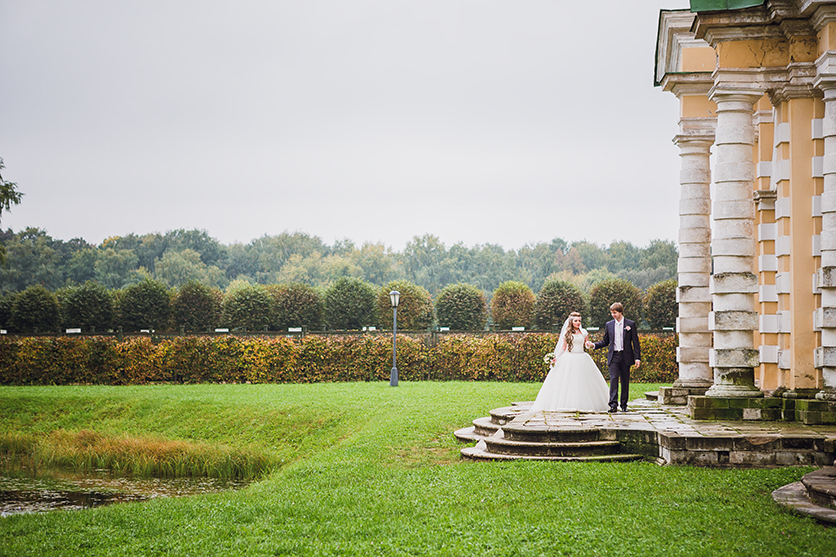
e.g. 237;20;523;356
673;377;713;390
705;366;763;398
705;383;765;398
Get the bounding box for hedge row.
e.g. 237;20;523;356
0;333;678;386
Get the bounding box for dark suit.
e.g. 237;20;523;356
593;318;641;411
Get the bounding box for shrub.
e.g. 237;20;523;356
324;277;378;330
61;281;114;333
10;285;60;333
0;292;17;330
435;283;487;330
644;279;678;330
588;278;643;328
534;278;586;331
631;333;678;383
490;281;535;330
266;283;324;331
376;280;433;331
172;280;221;332
118;279;172;332
221;282;272;331
0;331;676;385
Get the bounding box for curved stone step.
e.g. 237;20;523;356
500;423;614;444
453;416;510;442
462;445;644;463
801;466;836;509
772;482;836;525
489;405;527;426
484;438;622;458
473;416;501;437
453;426;478;443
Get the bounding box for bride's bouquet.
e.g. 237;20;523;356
543;353;555;368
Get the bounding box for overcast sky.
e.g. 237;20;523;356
0;0;692;251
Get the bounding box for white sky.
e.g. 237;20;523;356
0;0;692;251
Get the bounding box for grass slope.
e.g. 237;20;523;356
0;382;834;556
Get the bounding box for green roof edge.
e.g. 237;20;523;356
689;0;766;12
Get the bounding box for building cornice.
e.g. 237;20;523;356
661;72;716;97
809;4;836;29
656;10;712;87
694;1;816;45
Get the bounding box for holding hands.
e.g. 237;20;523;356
584;340;594;349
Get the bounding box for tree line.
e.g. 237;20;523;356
0;228;677;297
0;274;677;335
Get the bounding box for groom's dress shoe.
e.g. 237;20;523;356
608;408;617;413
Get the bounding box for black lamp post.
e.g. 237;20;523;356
389;290;400;387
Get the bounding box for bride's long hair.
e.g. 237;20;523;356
563;311;582;351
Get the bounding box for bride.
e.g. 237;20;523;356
530;311;609;412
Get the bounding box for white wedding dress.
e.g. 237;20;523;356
530;332;609;412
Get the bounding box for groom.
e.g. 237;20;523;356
586;302;641;413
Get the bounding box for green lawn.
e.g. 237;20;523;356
0;382;834;556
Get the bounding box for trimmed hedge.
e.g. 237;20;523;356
0;332;677;385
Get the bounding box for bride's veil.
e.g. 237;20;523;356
554;315;588;362
554;316;573;362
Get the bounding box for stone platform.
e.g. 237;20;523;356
455;397;836;467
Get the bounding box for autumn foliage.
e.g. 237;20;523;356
0;331;677;385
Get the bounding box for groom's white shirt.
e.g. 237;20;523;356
614;318;623;351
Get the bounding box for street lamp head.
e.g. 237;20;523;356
389;290;400;308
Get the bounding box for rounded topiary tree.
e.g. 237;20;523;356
10;285;60;333
436;283;487;330
377;280;433;330
644;278;678;330
324;277;378;330
172;280;221;332
221;281;272;331
267;282;324;331
490;281;535;330
118;278;172;332
588;277;643;328
62;281;114;332
534;278;586;331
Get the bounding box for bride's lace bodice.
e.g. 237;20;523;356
569;333;585;354
557;333;586;356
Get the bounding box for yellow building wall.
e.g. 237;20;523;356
783;98;818;391
754;95;778;390
681;95;716;119
717;39;789;68
681;46;716;72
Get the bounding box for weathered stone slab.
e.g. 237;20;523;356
710;348;760;368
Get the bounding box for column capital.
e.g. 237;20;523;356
754;190;777;211
768;61;819;104
708;87;764;106
814;51;836;93
673;134;715;152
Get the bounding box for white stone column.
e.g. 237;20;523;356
815;56;836;401
673;133;714;391
705;90;763;398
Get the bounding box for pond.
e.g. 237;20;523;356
0;468;251;516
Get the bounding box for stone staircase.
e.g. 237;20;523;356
772;466;836;525
456;404;645;463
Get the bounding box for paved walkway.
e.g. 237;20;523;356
514;397;836;440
